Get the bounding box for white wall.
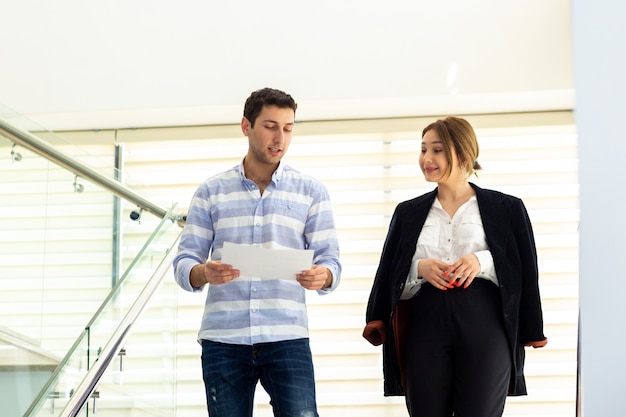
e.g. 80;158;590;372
573;0;626;415
0;0;573;129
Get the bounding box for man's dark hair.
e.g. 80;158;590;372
243;88;297;127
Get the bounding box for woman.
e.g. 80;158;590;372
363;116;547;417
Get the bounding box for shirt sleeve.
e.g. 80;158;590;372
173;183;214;292
400;258;424;299
474;249;498;285
306;184;342;295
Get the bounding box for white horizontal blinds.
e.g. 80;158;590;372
119;136;247;210
477;126;580;414
116;111;578;416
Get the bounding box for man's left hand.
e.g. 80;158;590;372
297;265;332;290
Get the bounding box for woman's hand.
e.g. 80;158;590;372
417;258;455;290
363;320;386;346
524;338;548;348
444;253;481;289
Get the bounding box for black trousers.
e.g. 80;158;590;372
404;279;511;417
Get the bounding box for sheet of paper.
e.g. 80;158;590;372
220;242;314;280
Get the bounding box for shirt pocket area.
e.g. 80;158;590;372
416;218;440;247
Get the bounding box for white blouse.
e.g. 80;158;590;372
400;196;498;299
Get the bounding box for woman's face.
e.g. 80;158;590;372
419;129;463;184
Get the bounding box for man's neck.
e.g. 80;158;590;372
243;158;277;193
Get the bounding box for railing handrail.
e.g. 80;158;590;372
0;117;169;219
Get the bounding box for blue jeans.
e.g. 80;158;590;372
200;338;319;417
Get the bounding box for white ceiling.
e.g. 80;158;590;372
0;0;573;130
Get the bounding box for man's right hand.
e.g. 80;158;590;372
190;261;240;287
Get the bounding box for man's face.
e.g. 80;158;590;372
242;105;295;167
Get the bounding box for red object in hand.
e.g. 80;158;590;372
363;320;386;346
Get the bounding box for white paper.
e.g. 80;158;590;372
220;242;314;280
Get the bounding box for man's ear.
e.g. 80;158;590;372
241;117;251;135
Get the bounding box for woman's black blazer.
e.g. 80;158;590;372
365;183;546;396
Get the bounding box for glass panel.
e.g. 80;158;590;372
25;209;180;416
0;110;181;416
0;133;117;416
75;270;179;417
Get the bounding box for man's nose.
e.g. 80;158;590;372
273;130;285;143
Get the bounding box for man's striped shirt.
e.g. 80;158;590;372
173;161;341;345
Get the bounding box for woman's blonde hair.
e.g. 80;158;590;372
422;116;482;178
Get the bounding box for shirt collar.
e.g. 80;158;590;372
237;159;284;183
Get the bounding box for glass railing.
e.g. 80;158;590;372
0;110;182;416
25;213;181;417
75;268;180;417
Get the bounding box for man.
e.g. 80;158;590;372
173;87;341;417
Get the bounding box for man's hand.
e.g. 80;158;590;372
190;261;240;288
297;265;332;290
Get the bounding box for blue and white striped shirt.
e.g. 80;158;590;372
173;160;341;345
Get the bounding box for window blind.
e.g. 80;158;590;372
114;111;578;416
0;111;576;416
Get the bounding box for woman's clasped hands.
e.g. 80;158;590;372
418;254;481;290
